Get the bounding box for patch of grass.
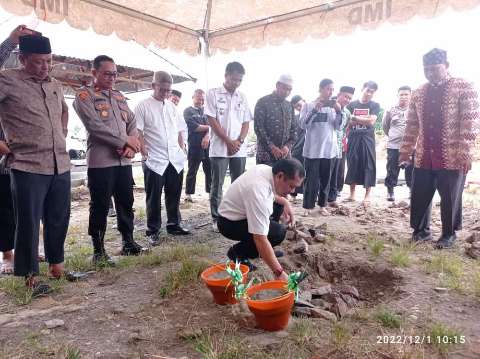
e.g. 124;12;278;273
425;254;465;292
193;330;245;359
331;322;351;348
23;331;54;356
135;207;146;221
159;258;209;298
473;271;480;297
289;318;318;347
390;247;411;267
367;234;385;258
425;254;464;277
374;308;402;329
64;345;82;359
428;322;464;354
0;277;33;305
64;246;94;272
117;243;211;269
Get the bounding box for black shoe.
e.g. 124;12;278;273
146;232;162;246
166;224;191;236
227;247;257;271
435;234;456;249
387;188;395;202
31;281;53;298
121;234;149;256
92;252;116;267
411;230;432;242
91;232;115;266
274;250;284;258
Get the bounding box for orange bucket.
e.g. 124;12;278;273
201;263;249;305
246;280;294;331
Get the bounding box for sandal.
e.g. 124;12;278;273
0;261;14;275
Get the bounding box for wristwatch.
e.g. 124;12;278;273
238;137;245;144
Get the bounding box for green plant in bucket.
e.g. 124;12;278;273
225;261;256;300
287;271;308;300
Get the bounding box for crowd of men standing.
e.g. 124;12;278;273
0;25;479;294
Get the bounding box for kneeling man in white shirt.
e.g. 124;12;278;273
218;159;305;281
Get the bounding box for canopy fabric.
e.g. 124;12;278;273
1;0;479;55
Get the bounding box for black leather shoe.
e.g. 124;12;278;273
387;188;395;202
411;230;432;242
435;234;456;249
227;247;257;271
121;234;149;256
166;225;191;236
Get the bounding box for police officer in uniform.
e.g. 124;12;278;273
73;55;147;265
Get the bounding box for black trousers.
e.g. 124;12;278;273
218;203;286;259
143;163;183;235
410;168;465;236
185;157;211;195
88;166;134;237
303;158;333;209
328;158;341;202
385;148;401;189
0;174;15;252
338;152;346;192
405;151;415;189
10;169;70;276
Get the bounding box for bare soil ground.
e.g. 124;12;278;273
1;171;480;358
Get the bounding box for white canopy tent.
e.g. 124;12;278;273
1;0;479;56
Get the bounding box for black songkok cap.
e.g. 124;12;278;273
171;90;182;98
423;48;447;66
19;35;51;54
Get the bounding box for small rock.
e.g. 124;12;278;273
293;240;308;254
335;285;360;299
311;298;331;309
275;331;289;338
313;234;327;243
311;285;332;297
397;201;409;208
40;329;51;335
294;299;315;308
178;328;203;340
292;307;311;317
285;230;296;241
465;232;480;244
299;290;312;302
45;319;65;329
315;223;328;233
434;287;448;293
310;308;338;322
334;297;350;318
408;315;418;321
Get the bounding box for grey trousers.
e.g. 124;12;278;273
410;168;465;236
209;157;246;221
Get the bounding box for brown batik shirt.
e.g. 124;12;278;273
254;92;297;165
0;69;70;175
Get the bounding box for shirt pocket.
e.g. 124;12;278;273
94;101;111;120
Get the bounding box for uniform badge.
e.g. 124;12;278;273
101;110;109;118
